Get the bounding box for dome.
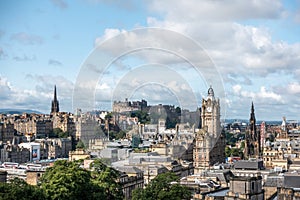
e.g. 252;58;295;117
207;86;214;97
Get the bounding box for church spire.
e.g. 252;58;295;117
245;102;261;159
51;85;59;114
250;101;256;125
54;85;57;102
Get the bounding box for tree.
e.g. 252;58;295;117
40;160;94;200
76;139;85;149
132;172;191;200
49;128;69;138
131;111;150;124
107;130;127;140
90;159;123;200
40;159;123;200
0;178;46;200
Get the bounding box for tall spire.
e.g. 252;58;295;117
54;85;57;101
51;85;59;114
250;101;256;125
245;101;261;159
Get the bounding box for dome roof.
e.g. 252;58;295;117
207;86;214;97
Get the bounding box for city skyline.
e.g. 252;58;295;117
1;0;300;121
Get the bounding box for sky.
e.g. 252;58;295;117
0;0;300;121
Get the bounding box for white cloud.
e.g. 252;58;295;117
233;84;242;94
96;82;110;90
288;82;300;94
74;1;300;119
148;0;283;22
233;85;283;103
95;28;127;46
0;76;52;111
258;86;283;102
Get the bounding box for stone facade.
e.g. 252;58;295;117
37;138;72;159
75;114;100;141
26;170;45;185
0;144;30;163
0;122;14;143
68;149;90;161
52;112;76;137
14;116;52;139
277;173;300;200
225;176;264;200
193;87;226;174
113;98;147;113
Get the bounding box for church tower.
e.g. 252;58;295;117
51;85;59;114
245;102;261;158
193;86;225;173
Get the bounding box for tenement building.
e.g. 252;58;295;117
262;116;300;169
193;86;226;173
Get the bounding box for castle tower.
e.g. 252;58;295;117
193;86;225;173
245;102;260;158
51;85;59;114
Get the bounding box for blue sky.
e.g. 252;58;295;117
1;0;300;121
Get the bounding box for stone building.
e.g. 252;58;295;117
52;112;76;137
26;170;45;185
225;176;264;200
36;138;72;159
116;166;144;200
113;98;147;113
193;87;226;173
0;144;30;163
14;116;52;139
0;122;14;143
262;118;300;169
69;149;90;161
0;171;7;183
75;114;100;142
277;172;300;200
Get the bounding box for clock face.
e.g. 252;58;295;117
206;106;212;112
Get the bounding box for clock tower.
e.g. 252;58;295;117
194;86;225;173
201;86;221;138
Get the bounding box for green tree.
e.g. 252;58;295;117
91;159;123;200
49;128;69;138
116;130;126;139
76;139;85;149
0;178;46;200
225;146;232;157
40;160;94;200
105;112;113;120
40;159;123;200
175;106;181;114
132;172;191;200
131;111;150;124
240;141;245;149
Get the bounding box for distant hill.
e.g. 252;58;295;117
0;109;43;115
224;119;282;125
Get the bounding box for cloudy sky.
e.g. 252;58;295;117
1;0;300;121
